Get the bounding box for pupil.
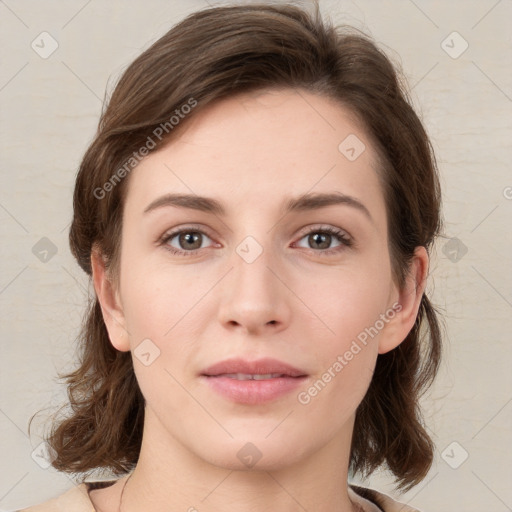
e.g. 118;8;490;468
311;233;330;249
181;232;201;249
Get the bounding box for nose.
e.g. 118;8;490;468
217;243;291;336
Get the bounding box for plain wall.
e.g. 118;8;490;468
1;1;511;511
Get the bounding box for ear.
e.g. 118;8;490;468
378;246;429;354
91;247;130;352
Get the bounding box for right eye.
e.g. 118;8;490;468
160;227;217;256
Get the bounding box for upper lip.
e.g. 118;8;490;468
201;357;307;377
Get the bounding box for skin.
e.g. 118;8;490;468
90;88;428;512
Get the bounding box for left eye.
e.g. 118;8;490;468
295;227;352;253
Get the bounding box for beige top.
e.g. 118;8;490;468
17;478;421;512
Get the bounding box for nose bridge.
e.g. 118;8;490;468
218;232;289;333
233;235;274;293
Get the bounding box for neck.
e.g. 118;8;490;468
119;408;359;512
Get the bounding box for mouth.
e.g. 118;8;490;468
201;357;307;378
211;373;295;380
200;358;308;404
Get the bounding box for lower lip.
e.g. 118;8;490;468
200;375;308;405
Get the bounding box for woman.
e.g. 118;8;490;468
22;2;442;511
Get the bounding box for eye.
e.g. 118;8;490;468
294;226;353;256
160;227;216;256
159;225;353;257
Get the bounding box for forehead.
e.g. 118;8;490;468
124;88;386;222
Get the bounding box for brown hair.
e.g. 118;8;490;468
32;1;442;492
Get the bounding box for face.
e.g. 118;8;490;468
99;88;416;472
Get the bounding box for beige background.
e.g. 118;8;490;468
1;1;511;510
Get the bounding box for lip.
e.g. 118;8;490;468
200;357;309;405
201;357;307;378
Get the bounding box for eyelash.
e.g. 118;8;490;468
158;225;353;258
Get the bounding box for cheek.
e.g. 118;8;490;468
118;251;195;339
304;260;393;345
119;264;201;413
293;261;392;404
294;292;382;427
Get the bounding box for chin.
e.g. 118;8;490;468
191;432;314;472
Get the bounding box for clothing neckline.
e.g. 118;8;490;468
84;477;385;512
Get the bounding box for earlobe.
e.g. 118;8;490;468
378;246;429;354
90;248;131;352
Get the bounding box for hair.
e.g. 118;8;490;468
31;1;442;493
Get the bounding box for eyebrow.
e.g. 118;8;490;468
143;191;373;222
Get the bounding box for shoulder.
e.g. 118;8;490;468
350;484;423;512
16;482;96;512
